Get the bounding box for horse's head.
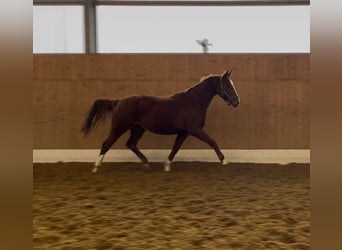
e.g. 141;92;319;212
218;70;240;107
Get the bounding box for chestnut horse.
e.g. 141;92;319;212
81;70;240;173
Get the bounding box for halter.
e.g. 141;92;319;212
220;75;239;105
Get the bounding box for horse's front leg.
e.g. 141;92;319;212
189;128;228;165
164;132;189;172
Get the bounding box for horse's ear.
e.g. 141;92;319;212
227;69;232;76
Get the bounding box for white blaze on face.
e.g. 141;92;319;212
229;79;238;97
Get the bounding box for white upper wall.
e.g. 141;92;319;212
33;5;310;53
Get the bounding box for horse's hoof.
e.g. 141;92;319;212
92;167;98;174
222;159;229;165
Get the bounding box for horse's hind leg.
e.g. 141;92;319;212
93;130;126;174
126;125;149;169
164;132;188;172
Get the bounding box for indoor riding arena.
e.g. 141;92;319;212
33;1;310;250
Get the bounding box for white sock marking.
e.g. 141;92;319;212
222;158;229;165
93;154;104;173
95;154;104;167
164;159;171;172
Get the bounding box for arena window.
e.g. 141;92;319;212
33;1;310;53
33;5;85;53
96;5;309;53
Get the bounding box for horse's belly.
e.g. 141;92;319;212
136;99;185;134
147;127;179;135
140;123;180;135
138;116;183;135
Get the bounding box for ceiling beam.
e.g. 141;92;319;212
33;0;85;5
95;0;310;6
84;0;97;53
33;0;310;6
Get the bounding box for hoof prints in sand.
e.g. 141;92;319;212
33;162;310;250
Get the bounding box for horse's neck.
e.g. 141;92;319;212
187;77;217;109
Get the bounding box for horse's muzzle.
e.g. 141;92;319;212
229;96;240;107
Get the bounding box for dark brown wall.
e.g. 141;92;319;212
33;54;309;149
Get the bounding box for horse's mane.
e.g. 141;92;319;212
185;74;218;93
199;74;216;82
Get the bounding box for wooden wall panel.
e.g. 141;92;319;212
33;54;309;149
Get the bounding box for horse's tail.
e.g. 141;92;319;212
81;99;118;137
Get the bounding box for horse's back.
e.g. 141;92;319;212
114;94;186;134
113;95;168;120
